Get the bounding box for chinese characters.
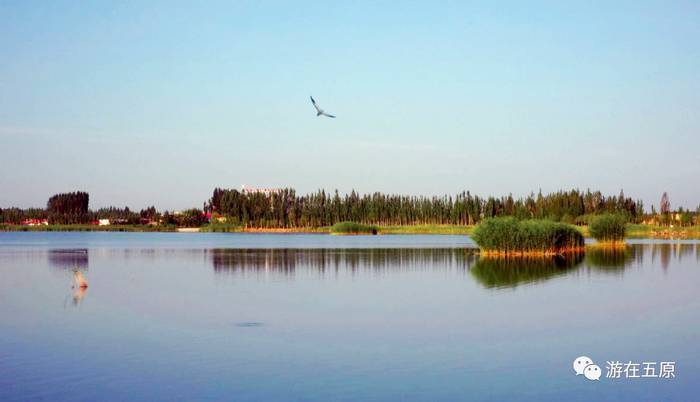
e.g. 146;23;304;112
605;361;675;379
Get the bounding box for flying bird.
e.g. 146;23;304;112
310;96;336;118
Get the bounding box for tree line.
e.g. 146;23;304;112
46;191;89;224
2;189;698;228
0;191;166;225
207;188;648;228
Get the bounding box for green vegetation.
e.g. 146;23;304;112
588;214;627;243
208;188;643;228
378;224;473;235
471;254;584;288
47;191;90;224
200;222;244;232
626;224;700;239
330;221;379;235
471;217;584;255
2;188;698;235
163;208;208;228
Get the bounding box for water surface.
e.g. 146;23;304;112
1;233;698;401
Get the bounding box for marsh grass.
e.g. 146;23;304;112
471;217;584;255
378;224;473;235
588;214;627;243
330;221;379;235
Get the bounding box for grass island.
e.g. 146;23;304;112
471;217;585;256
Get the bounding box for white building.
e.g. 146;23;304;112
241;185;283;196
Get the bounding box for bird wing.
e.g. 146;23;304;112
310;96;322;113
322;112;336;118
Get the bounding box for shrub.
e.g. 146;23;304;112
201;222;243;232
574;214;595;226
471;217;584;255
330;221;378;235
174;208;207;228
588;214;627;242
560;213;575;224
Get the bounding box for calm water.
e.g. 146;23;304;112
1;233;699;401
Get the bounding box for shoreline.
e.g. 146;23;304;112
2;223;700;239
478;247;587;257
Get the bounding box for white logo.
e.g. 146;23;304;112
574;356;676;381
584;364;602;380
573;356;601;381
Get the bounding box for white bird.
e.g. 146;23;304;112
310;96;336;118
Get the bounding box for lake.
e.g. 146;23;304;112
1;232;698;401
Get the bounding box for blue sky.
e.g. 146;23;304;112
1;1;699;211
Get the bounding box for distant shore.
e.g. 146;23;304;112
0;224;177;232
0;223;472;235
2;223;700;239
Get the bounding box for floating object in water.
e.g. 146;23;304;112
73;269;88;289
235;322;263;327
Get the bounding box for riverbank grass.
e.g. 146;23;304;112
471;217;584;256
200;222;244;232
378;224;473;235
330;221;379;235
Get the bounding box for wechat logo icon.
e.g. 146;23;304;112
573;356;601;381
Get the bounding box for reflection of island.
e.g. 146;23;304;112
209;248;478;276
585;247;635;272
204;244;698;283
48;249;88;270
470;253;584;289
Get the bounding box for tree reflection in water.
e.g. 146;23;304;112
209;248;479;277
48;248;88;270
206;243;699;287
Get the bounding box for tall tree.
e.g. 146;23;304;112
47;191;90;224
660;192;670;215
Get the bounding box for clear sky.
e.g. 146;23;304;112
1;1;699;211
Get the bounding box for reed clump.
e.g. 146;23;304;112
471;217;584;255
330;221;379;235
588;213;627;245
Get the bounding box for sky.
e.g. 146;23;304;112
1;1;699;211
